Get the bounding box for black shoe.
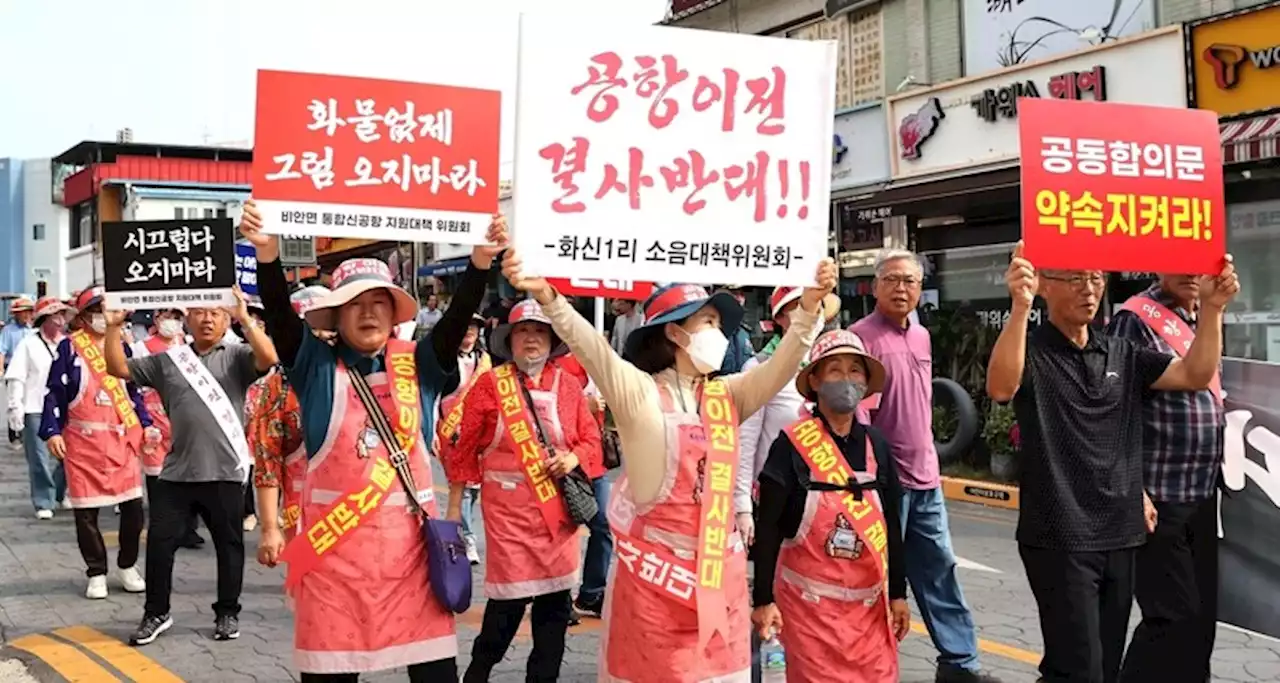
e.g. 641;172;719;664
573;593;603;618
567;609;581;627
936;666;1004;683
129;614;173;646
178;533;204;549
214;615;240;641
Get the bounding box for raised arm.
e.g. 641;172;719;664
240;200;304;368
233;291;279;372
104;312;133;381
987;242;1036;403
1150;262;1237;391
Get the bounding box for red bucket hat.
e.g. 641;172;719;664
624;284;744;361
32;296;69;322
490;299;568;361
769;286;842;321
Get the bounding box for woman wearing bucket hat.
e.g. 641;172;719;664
5;297;71;518
435;313;491;565
502;247;836;683
750;329;909;682
1;296;36;445
240;200;508;681
444;299;601;682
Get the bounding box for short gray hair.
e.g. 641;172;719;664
874;249;923;278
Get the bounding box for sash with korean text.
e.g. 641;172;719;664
782;411;889;584
167;344;253;482
437;352;493;444
1121;296;1222;403
384;339;422;456
70;331;140;430
492;363;572;534
696;379;739;652
281;456;398;589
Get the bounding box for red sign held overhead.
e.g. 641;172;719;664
547;278;656;302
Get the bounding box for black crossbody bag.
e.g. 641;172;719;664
517;380;599;525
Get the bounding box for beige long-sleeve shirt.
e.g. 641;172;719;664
541;294;822;507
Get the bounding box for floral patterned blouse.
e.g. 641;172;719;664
246;368;303;489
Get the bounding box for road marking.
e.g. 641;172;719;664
54;626;183;682
908;623;1040;666
9;633;118;682
954;555;1002;574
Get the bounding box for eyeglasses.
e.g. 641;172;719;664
879;275;921;288
1041;273;1106;290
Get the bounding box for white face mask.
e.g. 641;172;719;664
675;327;729;375
89;314;107;335
514;353;549;377
157;319;184;339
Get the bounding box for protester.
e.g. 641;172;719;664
716;286;755;373
1;297;36;446
40;287;155;600
5;297;70;518
987;243;1238;683
609;298;644;356
444;299;601;683
416;292;443;338
435;313;491;565
131;308;204;549
242;200;506;681
751;329;909;681
251;286;329;573
851;249;999;683
569;364;611;621
237;300;269;532
502;247;834;681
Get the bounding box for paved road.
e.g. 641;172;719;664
1;443;1278;682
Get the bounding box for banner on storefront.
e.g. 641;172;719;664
101;219;237;309
1017;98;1225;274
1219;358;1280;639
511;15;837;287
252;69;501;245
546;278;656;302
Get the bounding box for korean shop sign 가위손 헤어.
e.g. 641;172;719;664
251;70;502;245
969;65;1107;123
101;218;237;309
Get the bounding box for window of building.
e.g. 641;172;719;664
174;207;185;219
783;5;883;109
204;208;216;218
1225;198;1280;363
217;207;228;218
70;202;94;249
32;224;45;241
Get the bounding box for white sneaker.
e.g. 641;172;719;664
86;575;108;599
465;536;479;565
243;515;258;532
116;566;146;593
60;499;72;510
35;509;53;520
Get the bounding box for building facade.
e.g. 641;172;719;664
0;159;25;299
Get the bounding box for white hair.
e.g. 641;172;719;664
874;249;923;278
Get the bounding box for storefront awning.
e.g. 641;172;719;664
1222;114;1280;165
418;257;470;277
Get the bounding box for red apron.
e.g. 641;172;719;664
776;416;897;682
137;336;173;476
477;364;580;599
63;334;144;509
601;382;750;683
291;364;456;674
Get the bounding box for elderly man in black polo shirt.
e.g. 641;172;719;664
986;242;1239;683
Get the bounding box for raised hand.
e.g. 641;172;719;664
501;249;554;305
225;286;251;323
471;213;509;270
103;310;129;328
1006;241;1038;308
1198;254;1240;310
799;258;838;312
239;200;279;262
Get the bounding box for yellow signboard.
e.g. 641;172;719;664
1189;2;1280;118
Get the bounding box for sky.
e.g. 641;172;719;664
0;0;670;176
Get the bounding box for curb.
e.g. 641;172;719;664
941;476;1020;511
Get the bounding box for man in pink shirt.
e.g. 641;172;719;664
851;249;1000;683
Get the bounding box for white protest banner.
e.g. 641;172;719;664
512;15;837;287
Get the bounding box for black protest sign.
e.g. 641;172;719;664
102;219;237;309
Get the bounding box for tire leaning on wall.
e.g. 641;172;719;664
934;377;979;465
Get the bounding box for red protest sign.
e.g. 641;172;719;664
547;278;656;302
1018;98;1225;275
252;69;501;245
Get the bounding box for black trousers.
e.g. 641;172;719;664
74;499;145;577
146;475;201;541
1020;544;1135;683
1120;496;1218;683
463;590;572;683
144;479;245;619
243;467;256;517
299;659;457;682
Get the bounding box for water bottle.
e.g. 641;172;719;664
760;634;786;682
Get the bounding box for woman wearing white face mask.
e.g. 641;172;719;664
502;250;836;683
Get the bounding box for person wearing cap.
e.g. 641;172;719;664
502;248;835;682
131;308;205;550
251;286;330;572
39;287;156;600
5;297;71;518
435;313;492;565
716;286;755;374
750;329;909;681
1;296;36;445
240;200;507;682
444;299;601;682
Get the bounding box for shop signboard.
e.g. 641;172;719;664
252;69;502;244
512;14;838;287
888;27;1185;180
962;0;1155;77
1018;98;1225;275
1187;1;1280;119
831;104;890;192
101;219;237;309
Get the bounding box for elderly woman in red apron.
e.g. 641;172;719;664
435;313;491;565
444;299;600;682
501;249;836;682
750;330;911;681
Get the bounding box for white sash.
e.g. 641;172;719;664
166;344;252;483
